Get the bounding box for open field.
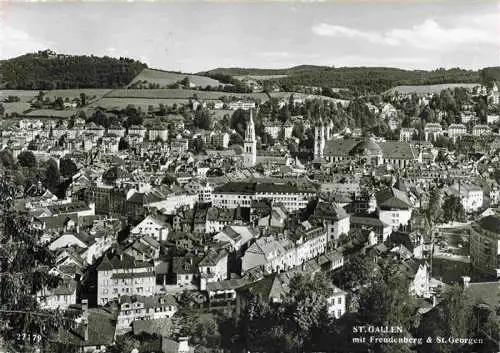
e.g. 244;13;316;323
0;90;39;102
128;68;224;88
25;109;77;118
234;74;288;80
2;102;32;115
106;88;269;101
89;97;192;110
1;89;112;103
384;83;480;95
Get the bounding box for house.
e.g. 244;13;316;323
350;215;392;243
228;100;256;110
36;277;77;310
172;256;198;287
242;234;296;275
449;183;483;213
115;294;177;334
131;214;171;241
162;336;194;353
375;187;413;230
326;285;347;319
399;128;415;142
198;248;229;290
424;123;443;141
447;124;467;139
148;124;169;142
213;225;257;252
53;301;117;353
311;201;350;245
124;236;161;262
472;124;491;137
97;252;155;305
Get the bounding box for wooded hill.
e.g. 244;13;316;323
0;50;147;90
204;66;500;94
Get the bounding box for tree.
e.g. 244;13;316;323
59;158;78;179
0;149;15;170
118;137;130;151
229;133;243;146
17;151;37;168
0;103;4;117
193;108;212;130
79;92;87;106
230;109;248;137
442;194;466;223
426;188;443;223
332;253;374;289
43;159;60;191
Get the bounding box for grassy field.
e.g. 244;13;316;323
89;97;192;110
384;83;480;95
25;109;77;118
234;74;288;80
2;102;32;115
1;90;39;102
1;89;112;104
128;68;224;88
106;88;269;101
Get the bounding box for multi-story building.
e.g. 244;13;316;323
449;183;483;213
212;181;316;212
399;128;415;142
242;235;296;274
376;188;413;230
447;124;467;139
198;249;229;290
228;100;256;110
470;214;500;279
115;294;178;334
212;132;230;149
149;124;169;142
472;124;491;137
128;125;147;138
327;285;347;319
424;123;443;141
107;124;126;137
97;253;156;305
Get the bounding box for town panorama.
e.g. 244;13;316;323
0;4;499;352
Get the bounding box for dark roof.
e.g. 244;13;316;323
375;188;412;209
465;282;500;308
55;308;117;347
477;214;500;234
97;253;153;271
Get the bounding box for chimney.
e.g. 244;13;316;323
432;294;437;307
461;276;471;289
82;299;89;342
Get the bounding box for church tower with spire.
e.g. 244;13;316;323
314;117;325;160
243;109;257;167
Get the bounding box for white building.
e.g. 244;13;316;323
447;124;467;139
115;294;177;334
399;128;415;142
424;123;443;141
327;285;347;319
212;181;316;212
97;253;156;305
148;125;169;142
450;183;483;213
472;124;492;137
131;215;171;242
228;101;256;110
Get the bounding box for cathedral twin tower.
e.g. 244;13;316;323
313;117;334;160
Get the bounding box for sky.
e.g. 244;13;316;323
0;0;499;73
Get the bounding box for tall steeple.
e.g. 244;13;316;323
314;117;325;160
243;109;257;167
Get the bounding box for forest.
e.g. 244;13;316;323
0;50;147;90
205;66;500;95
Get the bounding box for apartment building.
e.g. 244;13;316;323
97;253;156;305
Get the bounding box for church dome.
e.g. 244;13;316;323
351;137;382;156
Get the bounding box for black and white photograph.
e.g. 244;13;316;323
0;0;499;352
